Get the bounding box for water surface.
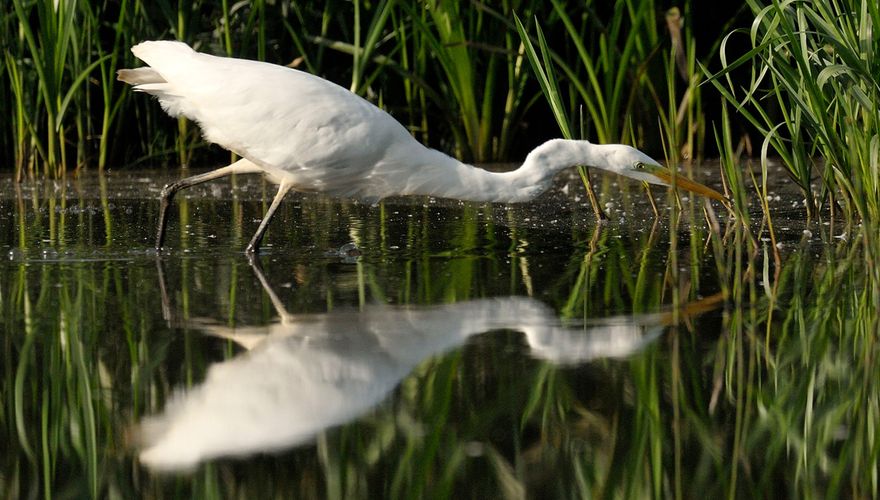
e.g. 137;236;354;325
1;168;875;498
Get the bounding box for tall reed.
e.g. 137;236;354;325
514;13;605;219
705;0;880;228
10;0;108;177
546;0;661;145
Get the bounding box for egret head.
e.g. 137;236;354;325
594;144;727;202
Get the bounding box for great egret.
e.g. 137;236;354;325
119;41;726;254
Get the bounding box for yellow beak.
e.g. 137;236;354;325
647;165;727;202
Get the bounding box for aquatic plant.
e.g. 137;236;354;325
706;0;880;226
513;3;729;218
317;0;540;162
545;0;666;146
513;13;605;219
9;0;107;177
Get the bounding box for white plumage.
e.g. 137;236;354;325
136;255;723;471
119;41;725;253
137;297;667;470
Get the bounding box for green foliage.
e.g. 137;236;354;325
1;1;718;175
9;0;102;177
514;11;605;219
513;3;723;218
2;1;541;171
548;0;664;146
706;0;880;226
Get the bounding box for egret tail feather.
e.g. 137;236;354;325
117;68;165;85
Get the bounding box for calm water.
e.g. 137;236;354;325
1;168;876;498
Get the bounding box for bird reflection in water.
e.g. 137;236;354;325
138;259;721;471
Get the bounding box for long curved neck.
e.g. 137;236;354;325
403;139;594;203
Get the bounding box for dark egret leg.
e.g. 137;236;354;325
156;158;263;250
245;182;293;255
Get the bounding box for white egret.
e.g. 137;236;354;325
119;41;726;254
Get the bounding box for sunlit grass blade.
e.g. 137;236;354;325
350;0;397;95
5;51;29;180
514;13;606;220
706;0;880;228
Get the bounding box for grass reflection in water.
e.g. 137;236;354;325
0;172;876;498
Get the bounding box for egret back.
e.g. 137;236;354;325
120;41;578;203
122;41;425;197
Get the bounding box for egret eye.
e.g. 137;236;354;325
635;162;645;169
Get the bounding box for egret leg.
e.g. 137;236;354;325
156;158;263;249
245;182;293;255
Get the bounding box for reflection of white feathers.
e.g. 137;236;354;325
138;298;672;471
139;320;400;470
522;315;666;364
